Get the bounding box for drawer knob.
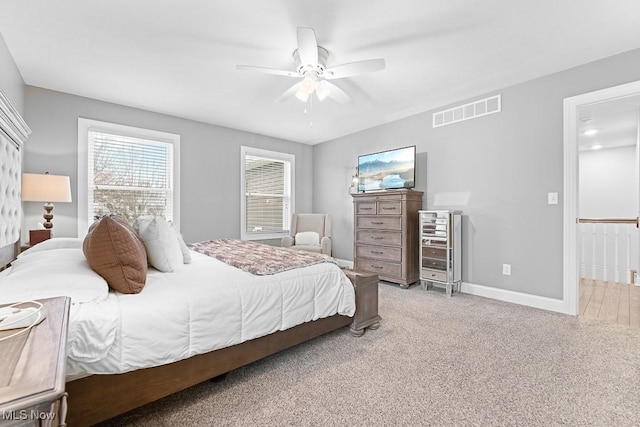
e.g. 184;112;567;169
371;221;383;224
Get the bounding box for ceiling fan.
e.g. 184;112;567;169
236;27;385;104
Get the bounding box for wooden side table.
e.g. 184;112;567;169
0;297;70;426
343;269;381;337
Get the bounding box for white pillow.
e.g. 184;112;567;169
18;237;84;258
133;216;183;272
0;248;109;304
295;231;321;246
168;221;192;264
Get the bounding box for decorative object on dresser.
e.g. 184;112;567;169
420;210;462;296
29;229;51;247
352;189;423;288
281;213;332;256
21;172;72;229
342;269;381;336
0;297;70;427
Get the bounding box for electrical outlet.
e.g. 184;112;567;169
548;192;558;205
502;264;511;275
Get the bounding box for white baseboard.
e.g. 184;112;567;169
460;282;570;315
338;263;570;315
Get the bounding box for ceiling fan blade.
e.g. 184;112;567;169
323;81;351;104
324;58;385;79
297;27;318;66
275;82;302;103
236;65;298;78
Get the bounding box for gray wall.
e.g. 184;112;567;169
313;48;640;300
23;86;314;244
0;31;23;114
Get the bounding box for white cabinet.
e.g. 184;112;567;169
419;210;462;296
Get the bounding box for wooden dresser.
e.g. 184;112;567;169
352;189;423;288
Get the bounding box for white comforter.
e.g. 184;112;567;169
0;244;356;376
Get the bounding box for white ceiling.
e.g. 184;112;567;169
579;95;640;152
1;0;639;145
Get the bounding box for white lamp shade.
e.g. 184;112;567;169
22;173;72;203
315;80;329;101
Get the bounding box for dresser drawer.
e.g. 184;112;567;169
422;268;447;282
357;216;402;230
422;257;446;270
422;246;446;260
357;230;402;246
377;201;402;215
357;258;402;278
356;202;377;214
357;244;402;262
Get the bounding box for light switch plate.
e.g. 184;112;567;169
548;192;558;205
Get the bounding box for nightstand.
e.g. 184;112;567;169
343;269;381;336
29;229;51;247
0;297;70;426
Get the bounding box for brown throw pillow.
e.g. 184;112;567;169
83;216;148;294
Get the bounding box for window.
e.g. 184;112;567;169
78;119;180;236
241;146;294;240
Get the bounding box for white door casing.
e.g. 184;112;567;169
563;80;640;315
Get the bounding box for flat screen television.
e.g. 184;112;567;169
358;145;416;192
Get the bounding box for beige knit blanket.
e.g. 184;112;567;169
188;238;335;275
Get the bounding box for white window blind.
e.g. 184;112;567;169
241;147;294;240
87;130;174;224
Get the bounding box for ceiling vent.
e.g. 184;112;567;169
433;94;501;128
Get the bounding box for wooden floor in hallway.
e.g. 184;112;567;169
580;278;640;329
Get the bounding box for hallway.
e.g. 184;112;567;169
580;278;640;328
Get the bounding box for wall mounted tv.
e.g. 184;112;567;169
358;145;416;192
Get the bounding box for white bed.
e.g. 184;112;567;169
0;239;355;377
0;125;360;423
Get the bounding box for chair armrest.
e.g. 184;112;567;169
282;235;294;248
321;236;332;256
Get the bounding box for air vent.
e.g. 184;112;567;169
432;94;501;128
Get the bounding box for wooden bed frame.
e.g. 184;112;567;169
66;313;352;426
1;237;361;426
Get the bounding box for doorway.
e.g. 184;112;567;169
577;96;640;327
563;80;640;318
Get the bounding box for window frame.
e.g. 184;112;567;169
240;146;295;241
77;118;180;237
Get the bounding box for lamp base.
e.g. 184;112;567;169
43;202;54;229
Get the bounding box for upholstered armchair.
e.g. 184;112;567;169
281;213;332;256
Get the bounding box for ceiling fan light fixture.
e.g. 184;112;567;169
295;88;309;102
300;74;316;94
315;80;329;101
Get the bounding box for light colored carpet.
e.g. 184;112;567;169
100;283;640;426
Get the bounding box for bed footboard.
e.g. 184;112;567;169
66;314;351;426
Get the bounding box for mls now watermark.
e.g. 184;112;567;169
1;409;56;421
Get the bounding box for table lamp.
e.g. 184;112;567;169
22;172;72;229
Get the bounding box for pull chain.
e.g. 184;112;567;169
304;96;313;127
